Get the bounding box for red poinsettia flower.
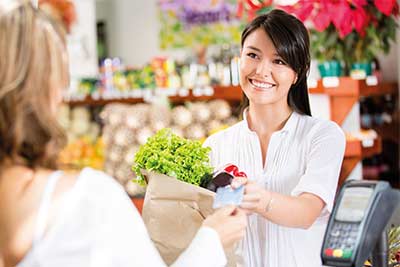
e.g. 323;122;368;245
374;0;396;16
237;0;273;21
312;8;330;32
279;0;314;23
352;6;368;36
352;0;367;8
393;2;399;16
327;1;352;37
280;0;373;38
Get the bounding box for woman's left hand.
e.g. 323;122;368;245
240;181;271;215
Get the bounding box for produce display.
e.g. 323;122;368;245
66;44;240;100
57;104;104;170
58;137;104;170
58;104;100;143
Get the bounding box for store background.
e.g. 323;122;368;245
93;0;399;80
26;0;400;260
45;0;400;202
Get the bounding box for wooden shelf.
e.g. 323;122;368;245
374;124;399;144
308;78;397;125
344;138;382;159
339;157;361;187
66;79;397;112
344;139;362;157
338;137;383;186
308;77;398;97
66;86;243;106
361;137;382;158
68;96;143;107
359;81;398;97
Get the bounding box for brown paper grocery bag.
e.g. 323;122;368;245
141;170;240;266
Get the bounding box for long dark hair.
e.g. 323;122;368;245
240;9;311;116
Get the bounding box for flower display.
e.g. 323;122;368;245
236;0;273;21
158;0;243;49
280;0;399;74
280;0;398;37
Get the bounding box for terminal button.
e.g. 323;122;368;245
343;249;353;259
333;249;343;258
324;248;334;257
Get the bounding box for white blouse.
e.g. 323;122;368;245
17;168;227;267
203;111;346;267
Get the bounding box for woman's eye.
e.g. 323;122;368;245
274;59;286;65
247;53;258;59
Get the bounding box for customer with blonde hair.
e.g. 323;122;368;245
0;1;247;266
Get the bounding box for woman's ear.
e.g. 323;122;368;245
293;75;298;85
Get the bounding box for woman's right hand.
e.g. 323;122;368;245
202;205;247;248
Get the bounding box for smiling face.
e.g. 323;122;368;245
240;28;297;108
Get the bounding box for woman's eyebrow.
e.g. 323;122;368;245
245;46;262;53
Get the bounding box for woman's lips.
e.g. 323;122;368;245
249;78;275;89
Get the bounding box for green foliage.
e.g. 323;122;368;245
344;13;397;66
133;128;213;186
311;5;398;72
389;226;400;265
310;25;345;62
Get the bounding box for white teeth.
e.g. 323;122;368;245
250;79;274;89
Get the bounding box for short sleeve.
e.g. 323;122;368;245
291;121;345;213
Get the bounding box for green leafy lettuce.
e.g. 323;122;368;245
133;128;213;186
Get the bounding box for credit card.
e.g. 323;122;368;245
213;185;244;209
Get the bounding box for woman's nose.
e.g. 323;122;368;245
256;60;272;77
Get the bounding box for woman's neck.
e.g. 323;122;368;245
247;104;293;136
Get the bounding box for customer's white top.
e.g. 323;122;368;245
17;168;226;267
204;111;346;267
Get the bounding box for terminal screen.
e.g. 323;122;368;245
335;187;374;222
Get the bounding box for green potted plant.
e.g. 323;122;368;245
309;25;345;77
345;3;398;78
280;0;399;78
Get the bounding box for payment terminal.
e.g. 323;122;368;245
321;180;400;267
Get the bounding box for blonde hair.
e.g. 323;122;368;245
0;0;69;170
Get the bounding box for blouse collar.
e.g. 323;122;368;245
242;108;300;135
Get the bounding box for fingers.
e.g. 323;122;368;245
234;207;247;217
243;181;258;193
231;177;247;189
240;191;260;213
242;194;260;202
205;204;248;248
239;202;258;210
217;205;237;216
